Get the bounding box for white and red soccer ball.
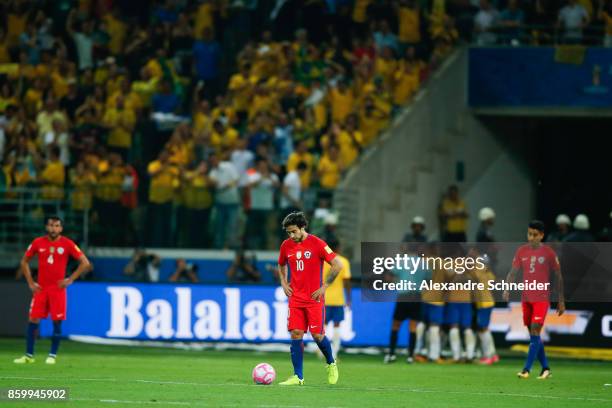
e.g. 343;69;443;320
252;363;276;385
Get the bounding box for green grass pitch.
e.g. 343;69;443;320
0;338;610;407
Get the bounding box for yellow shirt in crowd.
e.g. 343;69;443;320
148;160;179;203
393;69;419;105
329;87;354;124
286;151;314;188
181;171;213;210
71;171;97;211
103;108;136;149
441;198;467;233
317;153;342;189
96;166;124;202
210;127;239;150
398;6;421;43
40;160;65;200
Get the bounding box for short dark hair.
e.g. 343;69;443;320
46;215;63;226
528;220;545;233
282;212;308;229
296;161;308;171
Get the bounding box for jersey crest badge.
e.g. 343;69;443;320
58;247;64;254
538;257;545;264
304;251;311;259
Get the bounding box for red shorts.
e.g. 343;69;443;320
522;301;549;327
29;288;67;321
288;304;325;335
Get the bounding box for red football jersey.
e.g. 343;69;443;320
25;236;83;288
511;244;560;301
278;234;336;307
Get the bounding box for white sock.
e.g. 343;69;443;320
415;322;426;354
478;331;489;358
478;330;493;358
428;326;440;360
464;328;476;360
486;330;497;356
332;327;341;356
449;327;461;361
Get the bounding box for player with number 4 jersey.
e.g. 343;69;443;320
13;216;91;365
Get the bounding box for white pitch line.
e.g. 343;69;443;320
73;398;190;406
1;376;610;403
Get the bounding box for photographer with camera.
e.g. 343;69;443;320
169;258;200;283
226;249;261;283
123;248;161;282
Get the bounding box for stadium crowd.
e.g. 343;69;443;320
0;0;460;250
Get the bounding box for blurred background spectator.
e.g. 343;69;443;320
123;248;161;282
226;249;261;283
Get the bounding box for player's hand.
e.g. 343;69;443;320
29;282;41;293
281;282;293;298
502;290;509;301
557;301;565;316
311;284;328;301
58;278;73;288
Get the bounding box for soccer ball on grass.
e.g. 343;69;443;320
252;362;276;385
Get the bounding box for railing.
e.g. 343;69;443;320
0;184;339;254
0;187;89;268
471;23;607;46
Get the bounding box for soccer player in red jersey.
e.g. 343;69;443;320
504;220;565;379
277;212;344;385
13;216;91;365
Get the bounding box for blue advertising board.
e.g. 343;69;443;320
29;282;611;348
39;283;401;347
469;47;612;107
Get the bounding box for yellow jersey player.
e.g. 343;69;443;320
322;238;352;357
443;252;476;363
420;245;446;362
468;247;499;365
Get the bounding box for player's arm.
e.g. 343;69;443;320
311;257;343;301
278;264;293;297
169;263;184;282
502;266;519;301
343;278;352;308
59;254;92;288
20;254;41;293
552;265;565;316
186;268;199;283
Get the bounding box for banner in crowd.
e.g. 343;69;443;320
33;283;612;348
468;47;612;107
